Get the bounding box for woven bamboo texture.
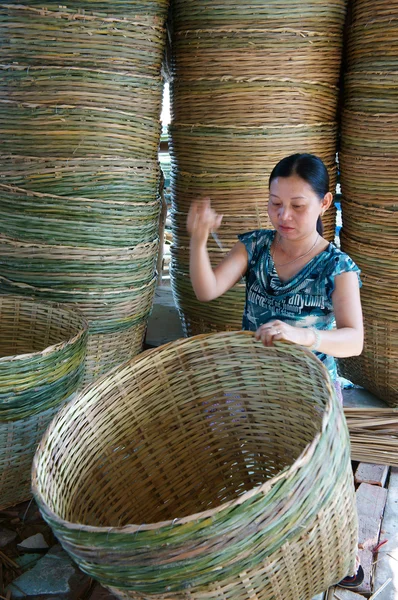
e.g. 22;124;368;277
340;314;398;407
0;294;87;510
0;399;73;511
33;332;357;599
5;1;169;21
0;236;159;290
340;0;398;404
0;277;157;385
0;2;169;381
169;1;345;334
171;1;347;31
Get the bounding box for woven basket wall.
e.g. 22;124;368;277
169;1;346;335
0;295;87;510
0;2;169;383
339;0;398;406
33;333;357;600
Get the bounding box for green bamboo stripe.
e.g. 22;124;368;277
0;106;161;160
0;156;160;201
0;185;161;247
0;247;159;290
0;277;157;331
0;278;157;305
0;214;160;248
32;335;354;592
0;7;166;76
0;67;163;116
21;0;169;20
0;352;85;421
0;186;160;217
0;296;87;421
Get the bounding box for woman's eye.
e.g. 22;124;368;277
293;205;304;209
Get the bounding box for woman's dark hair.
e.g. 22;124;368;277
268;153;329;236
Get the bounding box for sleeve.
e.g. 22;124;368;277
326;251;362;300
238;229;272;266
237;230;259;264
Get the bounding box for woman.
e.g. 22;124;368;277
188;153;363;401
188;153;364;588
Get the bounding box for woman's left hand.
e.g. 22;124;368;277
255;320;313;347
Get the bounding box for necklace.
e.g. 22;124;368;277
272;233;320;267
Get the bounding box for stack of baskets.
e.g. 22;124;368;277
339;0;398;406
0;2;169;383
0;295;87;510
33;333;357;600
169;0;347;335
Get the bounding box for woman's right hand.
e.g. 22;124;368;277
187;198;223;244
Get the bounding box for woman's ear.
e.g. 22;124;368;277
321;191;333;214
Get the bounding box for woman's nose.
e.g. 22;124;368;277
279;206;292;221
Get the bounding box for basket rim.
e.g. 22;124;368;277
0;294;88;364
32;331;336;535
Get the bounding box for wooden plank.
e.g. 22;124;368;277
330;588;365;599
355;463;389;488
356;483;388;550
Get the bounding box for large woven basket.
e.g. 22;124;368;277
33;332;357;600
0;295;87;509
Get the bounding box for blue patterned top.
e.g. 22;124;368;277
238;229;361;381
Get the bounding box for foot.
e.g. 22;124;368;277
337;564;364;589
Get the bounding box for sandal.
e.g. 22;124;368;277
337;564;365;589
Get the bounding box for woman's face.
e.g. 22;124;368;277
268;174;332;240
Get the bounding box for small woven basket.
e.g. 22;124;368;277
33;332;357;600
0;295;87;509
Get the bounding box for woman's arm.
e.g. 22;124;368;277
256;271;364;357
322;270;364;357
188;199;248;301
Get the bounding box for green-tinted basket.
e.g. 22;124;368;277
0;295;88;509
33;333;357;600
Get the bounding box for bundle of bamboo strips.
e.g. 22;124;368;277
344;408;398;467
169;0;345;336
